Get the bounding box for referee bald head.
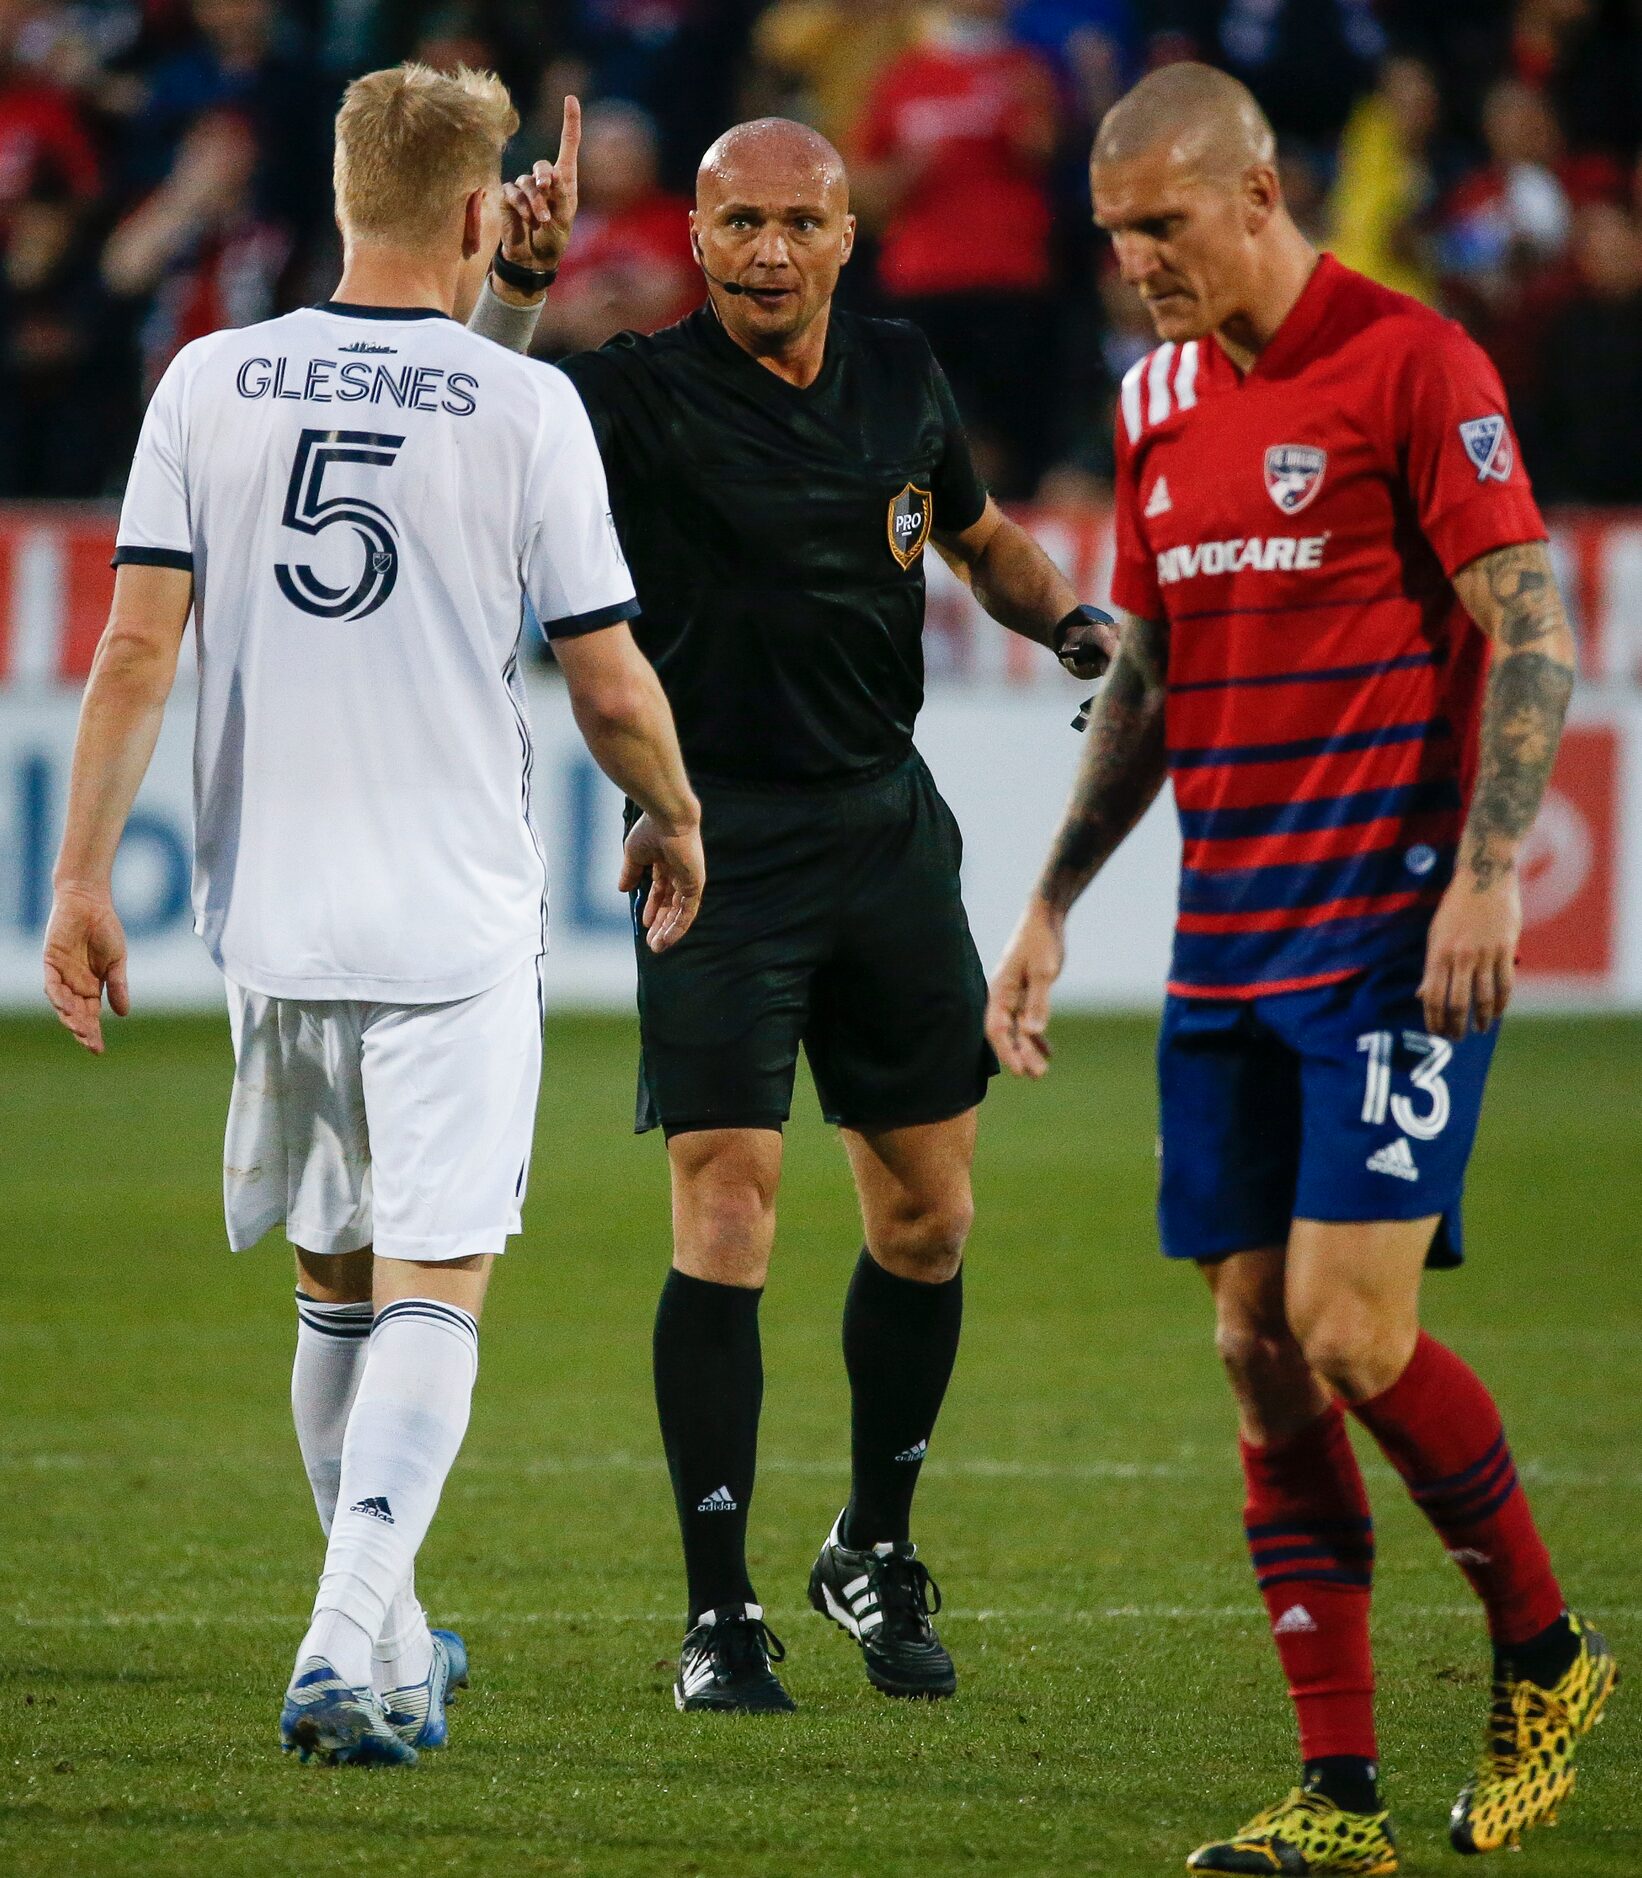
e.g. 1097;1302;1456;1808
1090;62;1309;348
691;118;857;355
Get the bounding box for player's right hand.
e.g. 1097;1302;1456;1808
42;886;130;1055
498;95;581;280
620;813;705;954
986;898;1065;1079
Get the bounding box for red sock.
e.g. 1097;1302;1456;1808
1243;1402;1377;1761
1351;1332;1563;1647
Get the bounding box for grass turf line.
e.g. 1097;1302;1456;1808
2;1012;1638;1876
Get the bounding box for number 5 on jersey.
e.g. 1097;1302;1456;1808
276;428;406;622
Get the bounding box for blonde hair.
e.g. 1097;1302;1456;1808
334;63;518;245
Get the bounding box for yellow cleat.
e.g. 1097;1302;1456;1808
1450;1611;1618;1855
1186;1788;1398;1875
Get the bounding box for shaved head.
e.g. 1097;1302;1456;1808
690;116;856;365
698;117;848;209
1086;61;1314;357
1094;61;1274;186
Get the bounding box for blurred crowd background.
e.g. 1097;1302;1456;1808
1;0;1640;506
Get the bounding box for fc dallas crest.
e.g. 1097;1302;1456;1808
1264;444;1327;515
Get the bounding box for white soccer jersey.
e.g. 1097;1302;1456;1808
115;302;638;1002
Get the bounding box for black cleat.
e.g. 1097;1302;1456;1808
674;1603;797;1714
808;1512;956;1700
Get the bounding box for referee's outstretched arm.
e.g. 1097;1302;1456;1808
936;498;1120;681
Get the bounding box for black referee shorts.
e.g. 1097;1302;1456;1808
630;753;997;1139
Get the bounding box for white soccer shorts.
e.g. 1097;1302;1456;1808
222;956;544;1262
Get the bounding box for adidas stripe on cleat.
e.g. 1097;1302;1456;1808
1450;1612;1618;1855
808;1512;956;1700
382;1628;469;1751
280;1658;417;1767
1186;1788;1398;1875
675;1604;796;1714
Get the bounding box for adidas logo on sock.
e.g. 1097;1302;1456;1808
1274;1603;1317;1635
696;1485;738;1513
349;1495;395;1525
1366;1136;1419;1182
894;1439;929;1464
1448;1545;1493;1566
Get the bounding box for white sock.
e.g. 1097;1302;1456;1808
373;1573;434;1693
300;1608;375;1688
291;1291;435;1687
297;1298;479;1688
291;1290;372;1534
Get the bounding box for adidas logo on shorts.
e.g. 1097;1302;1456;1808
1366;1137;1419;1182
697;1485;738;1513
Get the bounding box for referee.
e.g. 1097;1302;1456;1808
473;106;1115;1713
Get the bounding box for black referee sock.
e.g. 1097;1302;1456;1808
653;1268;763;1627
840;1248;963;1550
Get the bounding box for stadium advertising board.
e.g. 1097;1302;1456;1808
3;682;1639;1015
9;506;1642;690
3;505;1639;1013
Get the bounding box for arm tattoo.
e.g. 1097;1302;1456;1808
1452;542;1577;890
1038;612;1170;911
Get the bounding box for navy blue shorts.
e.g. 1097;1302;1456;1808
1157;954;1499;1268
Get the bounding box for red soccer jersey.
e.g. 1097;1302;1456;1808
1109;255;1546;999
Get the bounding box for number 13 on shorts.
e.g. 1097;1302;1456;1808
1358;1029;1453;1141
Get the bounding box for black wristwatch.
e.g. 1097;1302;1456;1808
492;245;557;294
1052;602;1115;657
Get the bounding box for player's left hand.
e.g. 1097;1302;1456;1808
43;886;130;1054
1056;607;1120;681
620;812;705;954
1419;868;1521;1040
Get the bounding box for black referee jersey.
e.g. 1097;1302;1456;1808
559;304;990;788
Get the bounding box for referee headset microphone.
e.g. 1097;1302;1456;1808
690;223;842;301
691;241;750;297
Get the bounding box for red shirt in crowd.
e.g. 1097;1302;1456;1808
0;78;99;213
1110;256;1546;999
857;36;1056;300
555;191;698;333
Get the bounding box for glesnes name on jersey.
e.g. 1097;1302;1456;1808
1156;533;1328;586
235;355;479;416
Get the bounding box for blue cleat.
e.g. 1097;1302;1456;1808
280;1658;418;1767
382;1629;469;1751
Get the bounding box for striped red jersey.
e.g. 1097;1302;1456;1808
1110;255;1547;999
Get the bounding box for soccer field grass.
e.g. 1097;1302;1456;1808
3;1011;1638;1877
